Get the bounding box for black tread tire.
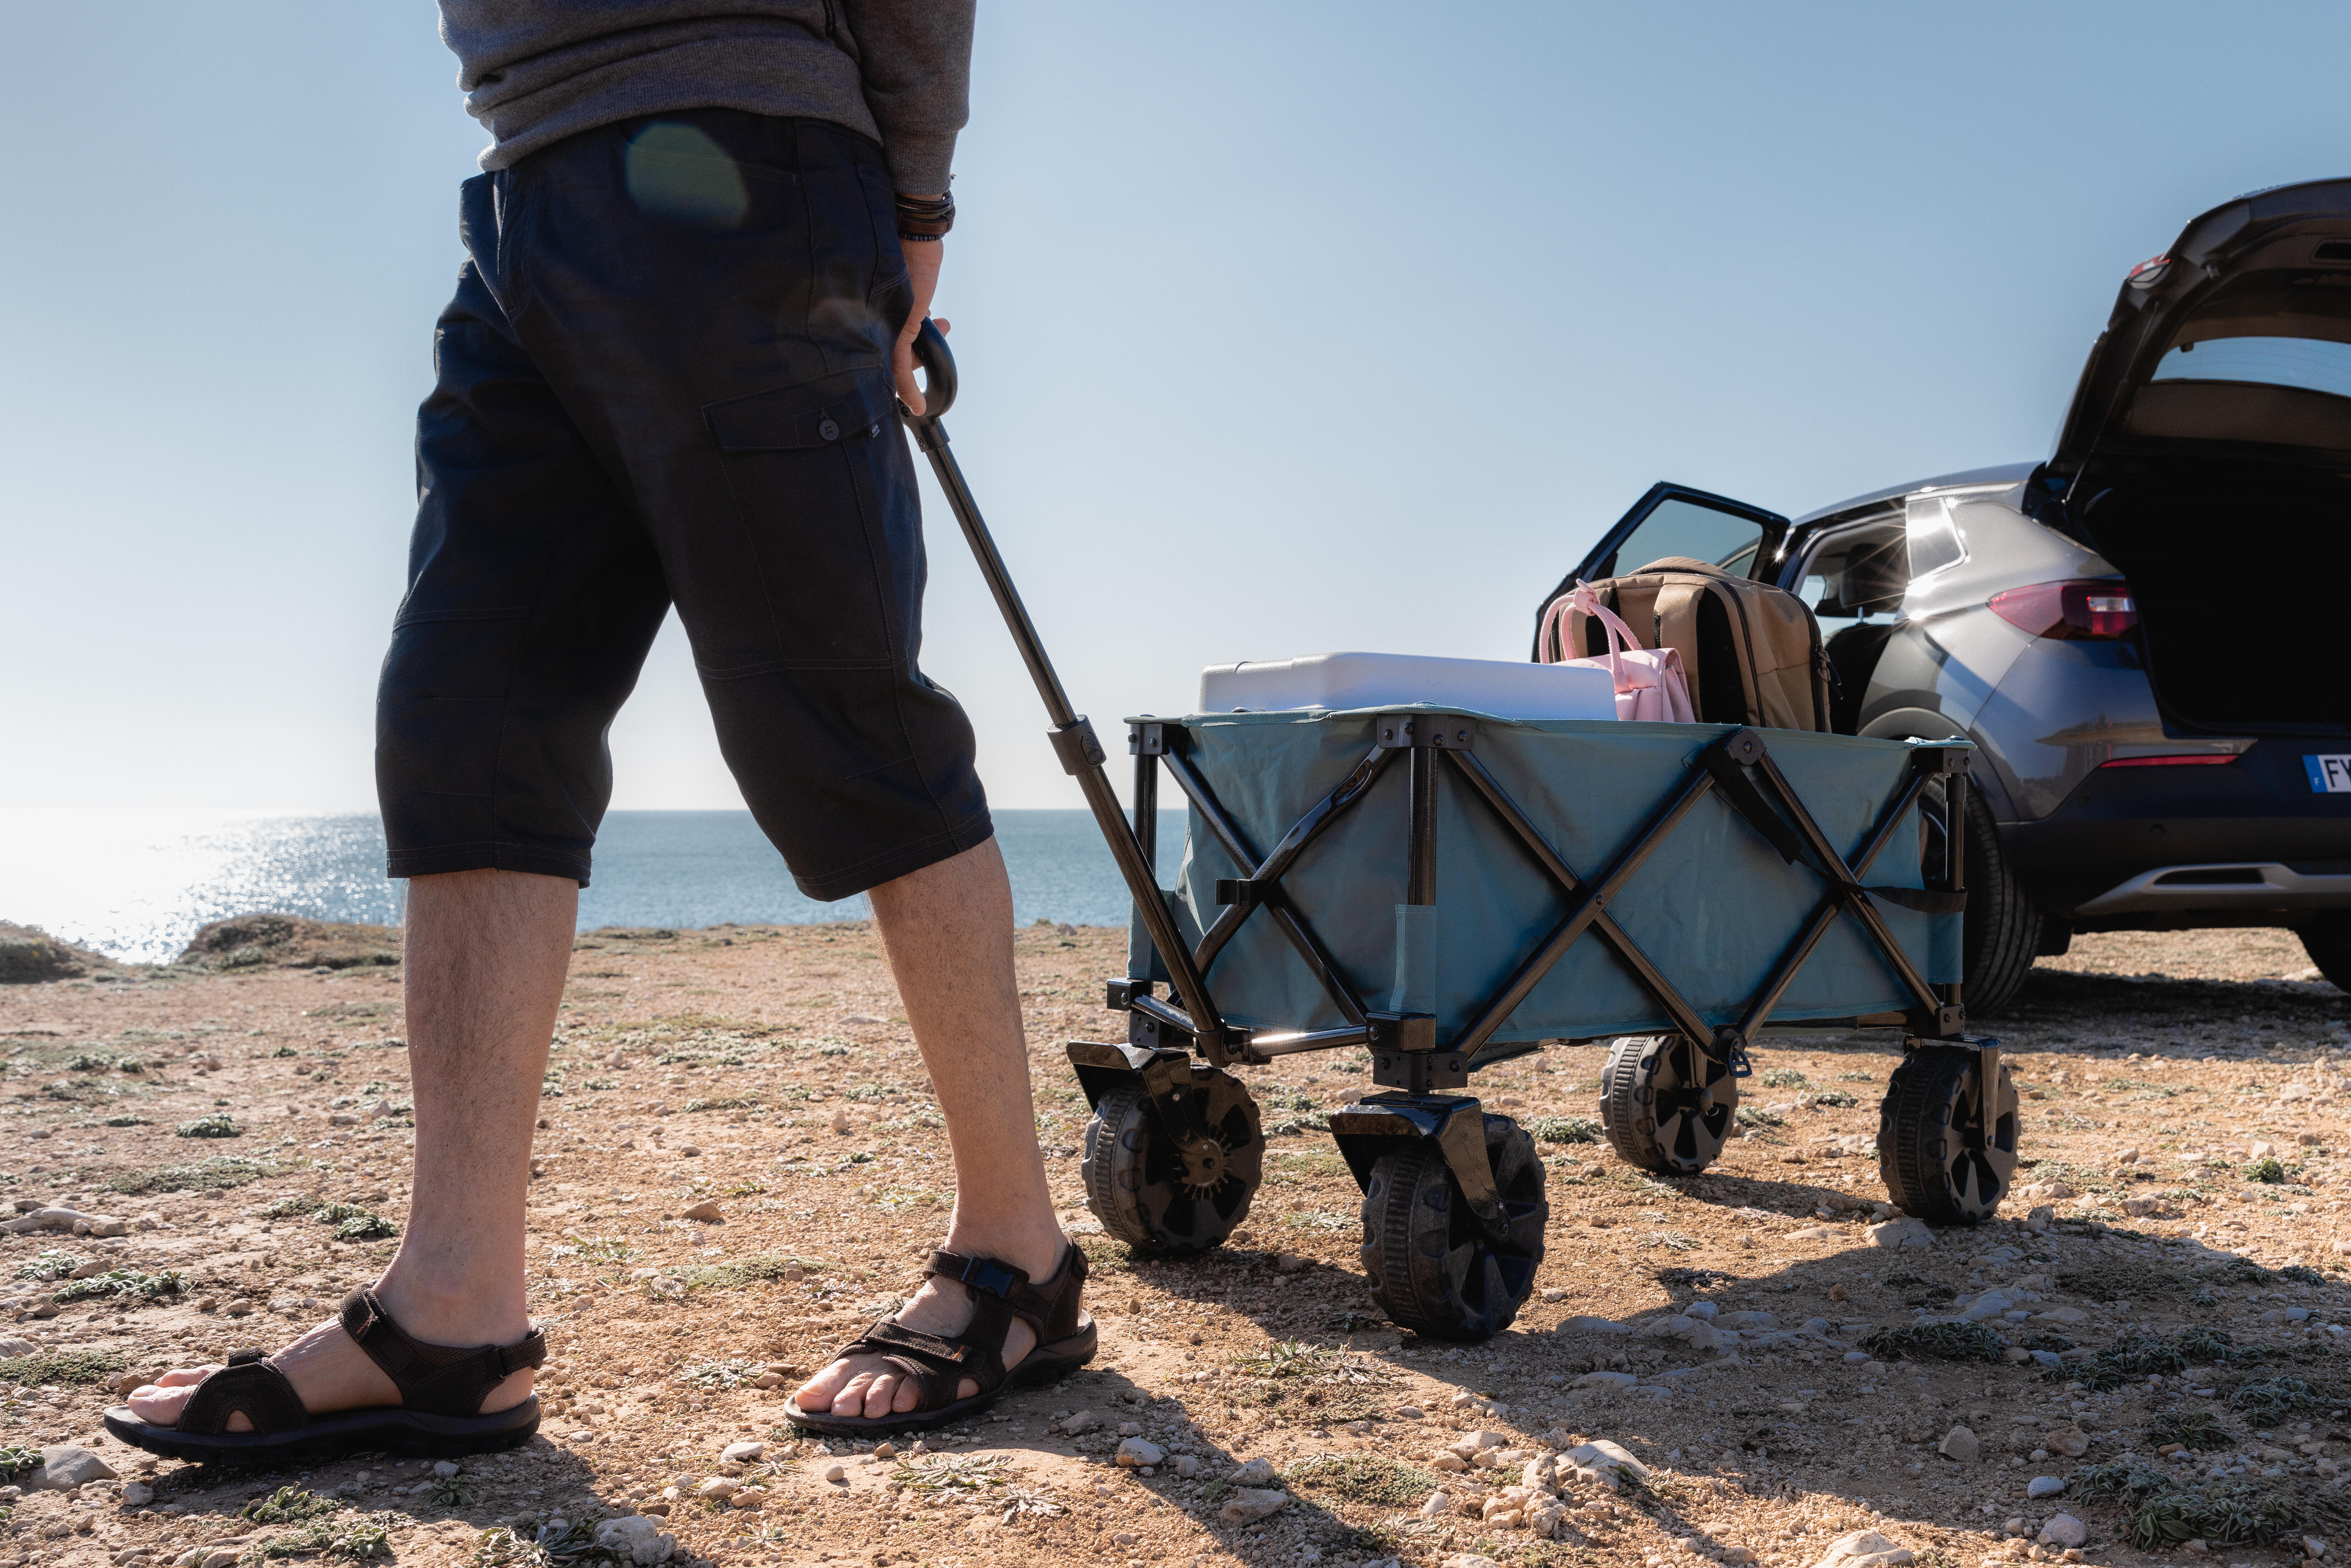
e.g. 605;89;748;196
1598;1034;1737;1177
1960;783;2042;1019
1878;1046;2018;1225
1359;1115;1547;1341
1080;1066;1264;1257
2299;914;2351;992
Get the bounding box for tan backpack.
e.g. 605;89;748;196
1541;556;1830;731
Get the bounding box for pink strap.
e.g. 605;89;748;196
1538;582;1648;694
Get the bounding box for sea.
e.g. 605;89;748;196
0;808;1186;966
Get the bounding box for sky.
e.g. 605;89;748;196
3;2;2347;813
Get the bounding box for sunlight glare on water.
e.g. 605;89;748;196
0;808;1182;965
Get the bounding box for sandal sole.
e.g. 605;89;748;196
781;1320;1098;1437
101;1396;542;1466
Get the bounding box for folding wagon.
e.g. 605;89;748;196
905;325;2021;1342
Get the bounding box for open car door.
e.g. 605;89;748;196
1529;482;1790;660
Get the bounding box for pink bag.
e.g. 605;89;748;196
1536;581;1697;723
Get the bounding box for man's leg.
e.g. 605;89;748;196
791;837;1067;1418
128;869;573;1426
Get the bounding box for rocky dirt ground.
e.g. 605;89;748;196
0;920;2342;1568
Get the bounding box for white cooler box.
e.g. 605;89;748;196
1199;651;1616;721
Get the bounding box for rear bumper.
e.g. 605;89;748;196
2072;860;2351;918
2002;739;2351;921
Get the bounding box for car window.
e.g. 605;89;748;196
1905;495;1968;580
1795;516;1907;633
2149;335;2351;399
1596;497;1767;579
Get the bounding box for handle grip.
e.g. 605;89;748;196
908;316;958;421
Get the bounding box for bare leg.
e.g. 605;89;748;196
130;869;573;1429
791;838;1069;1418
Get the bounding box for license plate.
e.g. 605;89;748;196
2306;755;2351;793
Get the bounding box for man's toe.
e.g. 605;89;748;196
862;1372;901;1418
830;1373;878;1415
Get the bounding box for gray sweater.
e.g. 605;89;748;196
438;1;973;193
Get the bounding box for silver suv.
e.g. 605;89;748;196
1539;177;2351;1014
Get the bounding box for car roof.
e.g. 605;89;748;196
1791;461;2039;527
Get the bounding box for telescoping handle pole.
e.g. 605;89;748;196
900;319;1230;1058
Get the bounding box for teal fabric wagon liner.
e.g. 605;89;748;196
1126;708;1966;1052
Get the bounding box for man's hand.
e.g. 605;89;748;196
895;235;947;416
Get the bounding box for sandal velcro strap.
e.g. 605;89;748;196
338;1288;548;1419
177;1350;309;1436
926;1250;1027;1301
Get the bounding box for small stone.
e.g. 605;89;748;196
1172;1455;1198;1478
36;1446;116;1491
2026;1205;2054;1234
1440;1557;1500;1568
1229;1456;1280;1487
677;1145;701;1157
720;1440;763;1463
727;1486;766;1509
1116;1421;1141;1437
1558;1314;1630;1335
1829;1283;1849;1301
1061;1409;1104;1435
2038;1515;2087;1549
1420;1490;1456;1518
1725;1551;1758;1564
822;1464;846;1484
681;1200;724;1223
1541;1287;1567;1301
1808;1528;1915;1568
1866;1217;1935;1250
696;1476;738;1500
1431;1451;1468;1472
1397;1405;1425;1419
1939;1426;1980;1463
432;1460;460;1479
2115;1148;2138;1164
2026;1475;2066;1499
873;1441;898;1460
1218;1487;1288;1523
121;1480;153;1506
1112;1533;1138;1547
1115;1438;1166;1468
2043;1425;2090;1458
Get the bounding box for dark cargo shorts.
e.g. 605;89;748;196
376;110;992;901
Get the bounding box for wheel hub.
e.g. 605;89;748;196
1176;1136;1227;1191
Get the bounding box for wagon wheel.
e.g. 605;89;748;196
1599;1033;1738;1176
1878;1045;2018;1224
1080;1064;1264;1256
1360;1113;1548;1341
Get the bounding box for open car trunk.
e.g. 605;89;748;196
2073;458;2351;732
2045;176;2351;735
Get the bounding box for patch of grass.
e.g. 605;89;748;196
0;1446;40;1480
332;1214;399;1241
0;1348;125;1385
676;1358;767;1390
2199;1258;2274;1287
252;1513;394;1560
2175;1326;2237;1364
1284;1453;1442;1508
2099;1332;2188;1378
429;1468;474;1506
111;1152;281;1194
1808;1089;1859;1108
2022;1333;2076;1353
1738;1108;1786;1129
683;1096;760;1112
100;1114;149;1127
1759;1068;1808;1088
2145;1409;2232;1451
1236;1340;1348;1379
2243;1156;2289;1184
892;1452;1013;1492
175;1113;241;1139
2070;1460;2171;1500
1857;1321;2006;1363
2229;1376;2319;1425
2124;1483;2305;1550
16;1249;86;1281
678;1253;799;1290
54;1267;181;1303
1524;1116;1599;1145
1835;1071;1877;1083
242;1485;341;1524
2279;1264;2325;1285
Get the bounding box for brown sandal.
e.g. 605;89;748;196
103;1288;546;1464
784;1242;1095;1436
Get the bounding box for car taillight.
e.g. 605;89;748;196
2097;754;2236;769
1987;580;2139;640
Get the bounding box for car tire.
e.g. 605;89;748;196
2299;914;2351;992
1961;785;2042;1018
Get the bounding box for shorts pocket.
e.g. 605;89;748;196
692;367;904;674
